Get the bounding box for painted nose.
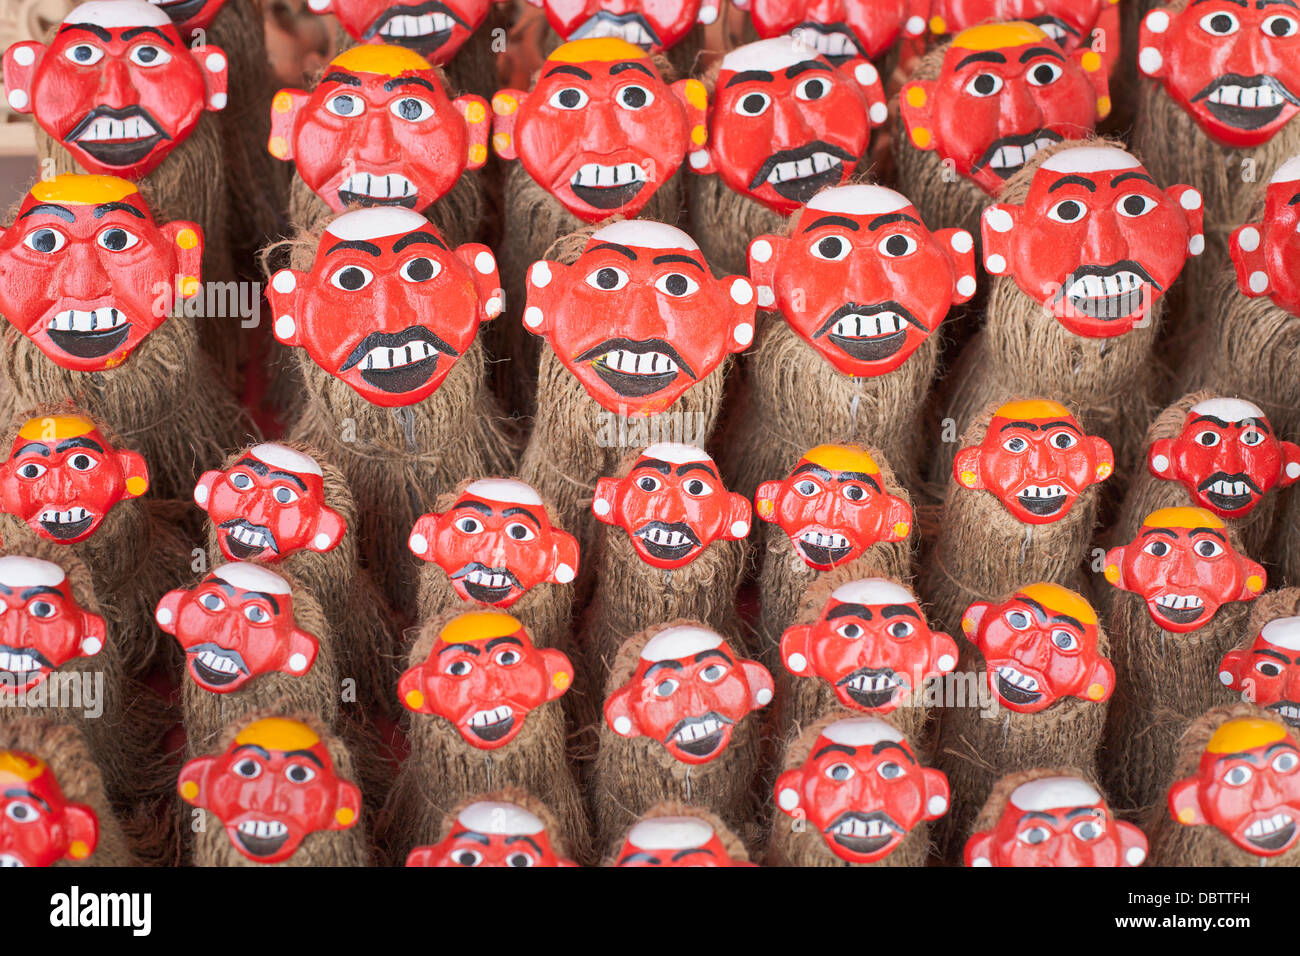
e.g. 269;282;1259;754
1283;669;1300;705
1251;772;1284;811
770;99;814;147
211;612;243;651
1024;441;1053;479
53;242;112;301
1219;436;1244;473
1164;547;1201;588
998;78;1045;135
97;57;134;108
583;101;623;149
1081;212;1128;264
355;110;397;164
1011;631;1052;669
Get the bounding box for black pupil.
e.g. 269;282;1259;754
687;480;703;493
622;86;647;108
1271;17;1291;35
339;267;366;290
276;489;290;502
455;851;476;864
509;526;527;539
74;46;93;62
397;98;422;120
596;267;620;289
832;766;849;780
742;93;766;113
509;855;528;867
1153;543;1168;556
406;258;434;281
974;74;996;94
638;477;656;490
1055;435;1070;448
1123;196;1146;215
13;806;28;819
33;230;57;253
891;623;906;637
664;274;688;296
73;455;88;468
1032;64;1054;84
817;237;842;258
103;229;127;250
846;486;863;500
804;79;826;98
1199;434;1215;445
452;662;468;674
1029;829;1046;844
290;767;305;781
885;235;910;256
137;46;158;63
1265;664;1280;675
1199;543;1213;555
21;465;38;477
559;88;581;108
1058;200;1081;220
1212;13;1232;32
333;95;356;115
239;761;255;774
34;603;51;617
1011;439;1025;450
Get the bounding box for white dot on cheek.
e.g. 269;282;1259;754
80;637;102;655
950;230;973;254
757;286;775;308
956;276;977;298
485;296;503;317
1219;670;1234;686
554;563;575;584
937;654;955;671
409;532;428;555
1188;234;1204;256
1139;47;1163;75
210;93;227;110
275;315;296;340
308;0;330;10
755;687;772;706
689;149;710;169
289;653;308;672
1146;10;1170;33
905;14;925;35
972;857;991;867
613;716;632;735
730;520;749;538
592;498;611;516
786;652;807;673
475;251;496;275
6;89;28;110
523;306;544;328
1250;271;1270;294
984;208;1013;234
1288;462;1300;479
1126;846;1146;866
313;532;332;550
869;101;888;125
271;270;296;294
1180;190;1202;211
1238;227;1261;252
750;239;772;263
1151;453;1169;473
733;323;754;346
778;787;799;811
927;796;947;815
854;62;879;87
156;607;173;627
985;254;1007;275
206;52;226;73
730;278;754;305
193;484;209;506
13;46;35;66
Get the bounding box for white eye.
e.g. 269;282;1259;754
199;593;226;612
390;96;435;121
1258;660;1284;677
548;87;588;110
454;516;483;534
495;648;521;666
1006;610;1031;630
1017;825;1051;845
273;486;299;504
400;256;441;283
1195;430;1221;447
1048;198;1087;223
841;484;867;502
1274;751;1299;773
586;266;628;291
243;605;271;624
1071;819;1104;841
825;762;854;781
1200;10;1239;35
888;620;915;639
965;72;1003;96
836;622;864;639
67;453;96;471
879;233;917;258
505;522;535;541
452;849;483;866
636;474;662;492
325;92;366;117
700;663;728;683
794;479;819;497
1224;764;1253;786
1003;436;1028;453
795;75;833;100
1241;430;1266;447
129;44;171;67
23;228;65;254
28;600;55;619
330;265;372;291
1263;14;1299;37
734;91;771;116
655;273;699;297
448;659;473;676
4;800;39;823
97;227;139;252
1143;539;1171;557
230;472;254;490
17;462;46;479
285;763;316;784
616;84;654;109
1117;193;1157;218
1050;431;1078;450
1195;538;1224;558
64;43;104;66
809;235;851;261
1026;61;1063;86
1051;629;1078;651
655;678;679;697
877;761;904;780
684;478;711;496
233;758;261;778
506;851;536;867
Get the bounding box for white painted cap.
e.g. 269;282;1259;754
66;0;173;27
1040;146;1142;174
464;478;543;506
0;555;66;587
324;206;430;241
640;443;711;464
626;816;715;850
456;801;546;835
1009;776;1102;811
640;624;724;662
820;716;904;747
721;36;818;73
591;220;699;251
250;443;323;478
1189;397;1266;423
1261;616;1300;651
830;578;917;606
212;562;293;595
1271;155;1300;184
808;184;910;215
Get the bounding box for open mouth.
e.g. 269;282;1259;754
1015;484;1069;517
148;0;211;21
837;667;904;709
452;563;521;604
1055;261;1158;322
972;129;1062;179
825;811;901;856
1243;812;1297;852
465;705;515;742
1269;701;1300;726
37;507;96;541
0;645;52;692
667;712;732;759
45;307;131;359
789;22;865;64
633;521;701;562
1198;473;1260;513
234;819;291;858
1194;74;1298;130
67;106;168;169
188;643;250;689
218;519;278;559
577;338;694;398
993;664;1043;706
337;172;419;208
571;10;660;46
751;142;856;204
796;528;852;568
1151;593;1206;626
814;301;922;363
570;162;648;209
362;1;467;53
340;326;457;394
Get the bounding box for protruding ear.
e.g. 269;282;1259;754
61;802;99;861
286;629;320;675
78;610;107;658
1118;820;1149;866
881;494;913;542
330;780;362;830
155;589;186;635
980;203;1020;276
1104;546;1127;589
774;769;802;816
1147;438;1176;479
1168;775;1206;827
604;686;640;737
898;80;937;151
454;242;503;319
723;275;757;354
269;89;310;161
1278;441;1300;487
1230;221;1271;297
160;220;204;293
405;846;437;866
199;44;229;111
671;78;708;149
1165;184;1204;256
1;42;45;113
193;470;221;512
591;477;620;525
1080;656;1116;703
960;601;991;639
843;58;887;126
177;755;215;806
935;228;977;304
747;233;786;309
1091;436;1115;483
309;505;346;552
1071;45;1110;118
1137;7;1173;80
454;94;492;170
1218;647;1247;688
921;768;950;820
266;269;305;345
548;528;579;586
724;493;752;539
742;659;774;709
963;830;995;867
490;89;528;160
687;145;719;176
541;647;574;701
953;445;985;490
408;512;441;560
522;259;570;336
931;630;959;674
118;451;149;498
1236;558;1266;602
754;481;781;523
398;663;437;713
779;623;813;675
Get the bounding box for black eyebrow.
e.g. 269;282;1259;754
20;585;61;600
1050;613;1084;631
501;507;541;525
836;472;881;491
55;437;103;454
1255;648;1293;663
232;744;271;759
439;642;482;656
725;69;774;88
1193;528;1227;541
1290;192;1300;206
323;71;362;86
872;741;916;760
671;848;712;861
652;254;704;269
285;749;324;768
1140;527;1178;538
609;61;654;77
1044;420;1083;434
954;51;1007;70
827;603;870;621
455;500;494;516
1223;751;1261;764
12;443;50;457
504;835;544;854
0;584;10;595
785;60;832;78
618;851;659;864
634;458;672;475
1018;597;1050;625
1066;807;1102;819
590;242;637;260
676;462;718;477
1020;46;1065;63
59;23;112;41
813;743;856;759
94;201;145;219
693;649;732;664
645;660;683;677
239;591;281;613
1021;810;1060;822
1048;175;1097;192
543;64;592;79
384;76;436;93
1261;0;1299;8
455;830;491;844
803;215;860;232
1266;743;1299;756
18;204;75;223
326;239;382;256
485;636;524;651
881;604;920;619
1191;414;1270;434
792;463;832;480
121;26;174;44
267;470;308;491
235;456;268;475
4;786;49;811
1110;171;1157;189
868;213;921;231
392;231;447;253
1000;420;1040;431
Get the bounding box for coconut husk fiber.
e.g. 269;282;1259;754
187;708;371;866
599;800;755;865
1277;488;1300;588
1145;702;1300;866
1215;588;1300;720
380;609;590;864
918;400;1103;639
423;785;579;863
766;709;934;866
0;718;136;866
588;618;767;849
965;764;1115;863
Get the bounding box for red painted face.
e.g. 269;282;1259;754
0;555;105;695
0;751;99;867
3;1;228;180
748;185;976;377
1139;2;1300;148
405;800;576;866
1149;398;1300;518
398;611;573;749
1232;158;1300;317
1104;507;1266;633
899;23;1108;195
266;207;501;407
775;717;949;863
960;584;1114;714
0;176;203;373
755;444;911;571
592;443;751;569
267;45;489;214
523;220;755;415
156;563;320;694
528;0;716;51
604;625;773;765
1220;618;1300;729
309;0;497;62
964;776;1148;867
149;0;227;33
409;479;579;608
178;717;361;864
781;578;958;714
615;816;753;866
492;39;706;223
953;400;1114;523
0;414;148;545
981;146;1203;336
692;38;885;215
195;444;346;562
1169;718;1300;856
738;0;928;61
930;0;1114;52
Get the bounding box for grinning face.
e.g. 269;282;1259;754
748;185;976;377
0;555;104;695
0;414;148;545
267;45;489;214
3;0;228;180
960;583;1114;714
1169;717;1300;856
775;717;949;864
179;718;360;864
155;563;319;694
899;22;1108;194
953;399;1114;523
194;444;346;562
781;578;958;714
615;816;752;866
1232;155;1300;317
398;610;573;749
604;625;773;765
409;479;579;607
491;39;706;223
1149;398;1300;518
1139;2;1300;148
406;801;576;866
1220;617;1300;728
307;0;499;62
523;220;755;415
266;207;501;407
965;776;1148;866
1104;507;1265;633
526;0;717;51
691;37;885;215
592;443;751;569
0;175;203;373
737;0;928;62
929;0;1115;52
755;444;911;571
981;146;1203;337
0;751;98;867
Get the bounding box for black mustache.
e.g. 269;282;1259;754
575;337;697;380
1053;260;1161;301
362;0;469;38
1197;471;1263;495
0;644;53;669
217;518;279;552
749;141;857;191
825;810;902;834
835;666;904;687
633;521;702;546
339;325;457;372
813;301;923;339
67;105;171;142
666;711;734;741
1192;73;1300;106
188;642;249;674
450;562;521;587
970;128;1063;174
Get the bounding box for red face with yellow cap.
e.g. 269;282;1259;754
1219;617;1300;728
614;815;752;866
1231;157;1300;316
737;0;928;62
0;175;203;373
1104;507;1266;633
492;39;707;223
0;751;98;867
307;0;497;62
755;444;911;571
1169;717;1300;856
0;555;105;694
0;413;148;545
406;799;576;866
267;45;489;214
960;583;1114;714
178;717;361;864
899;22;1108;195
526;0;716;52
398;611;573;750
953;399;1114;523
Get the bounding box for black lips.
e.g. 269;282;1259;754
1015;492;1068;517
797;541;851;568
47;323;131;359
39;515;94;541
573;180;646;210
1198;471;1261;513
837;667;903;709
337;189;420;210
633;521;702;562
453;563;521;604
361;1;468;55
576;338;695;399
970;128;1062;178
1246;819;1297;853
340;325;458;394
1056;260;1159;320
67;106;168;169
825;810;901;856
1193;74;1299;130
750;141;856;204
235;828;290;859
468;713;515;743
995;673;1043;706
1151;603;1206;627
813;301;923;363
217;519;278;559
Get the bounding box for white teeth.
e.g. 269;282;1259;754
641;528;689;547
996;665;1039;692
362;340;438;370
237;820;289;838
467;706;513;728
600;350;677;375
230;526;268;548
831;312;904;338
675;717;722;743
1245;812;1293;837
48;307;127;333
338;172;417;200
379;12;452;36
196;650;241;675
1066;271;1145;300
790;27;855;57
1019;484;1067;498
581;19;654;44
799;531;850;550
0;650;40;673
989;136;1057;170
835;817;890;838
465;568;511;589
847;673;899;692
1208;84;1283;109
75;115;157;142
571;163;648;188
1154;594;1206;610
38;507;90;525
767;152;843;184
1209;479;1251;497
1276;704;1300;720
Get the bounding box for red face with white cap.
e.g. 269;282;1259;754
306;0;497;62
1220;616;1300;728
965;775;1148;866
1231;155;1300;317
0;555;105;694
406;800;576;866
525;0;718;52
615;815;752;866
737;0;928;62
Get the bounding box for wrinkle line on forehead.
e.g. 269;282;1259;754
725;70;774;88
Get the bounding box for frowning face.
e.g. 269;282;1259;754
1232;155;1300;317
405;800;576;866
0;751;98;867
3;0;228;180
0;555;104;695
737;0;928;62
527;0;717;51
147;0;227;33
1220;617;1300;728
308;0;498;61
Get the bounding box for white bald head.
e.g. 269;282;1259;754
463;478;543;506
1262;616;1300;651
640;625;724;662
807;185;911;216
820;716;904;747
1009;776;1102;812
0;555;66;588
626;816;715;850
591;220;698;251
456;801;545;836
249;443;323;478
1040;146;1142;175
325;206;430;241
1189;397;1266;424
639;443;711;465
831;578;917;607
212;562;293;595
1272;155;1300;185
721;36;818;73
66;0;173;27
